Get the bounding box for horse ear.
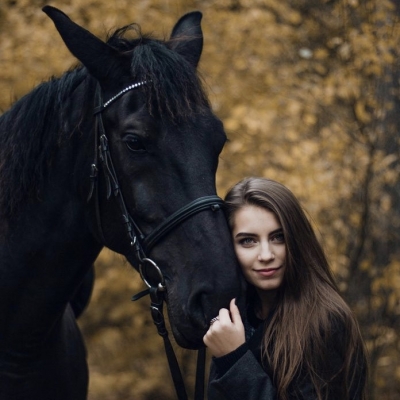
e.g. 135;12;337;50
42;6;121;81
169;11;203;68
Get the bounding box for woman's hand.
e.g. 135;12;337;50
203;298;245;358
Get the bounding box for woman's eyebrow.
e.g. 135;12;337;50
234;228;283;239
234;232;257;238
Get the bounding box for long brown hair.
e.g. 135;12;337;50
225;177;367;400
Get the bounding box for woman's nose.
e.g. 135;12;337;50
257;242;275;261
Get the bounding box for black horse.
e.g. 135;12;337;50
0;6;243;400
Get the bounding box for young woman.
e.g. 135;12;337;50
203;177;367;400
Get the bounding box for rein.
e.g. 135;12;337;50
88;81;221;399
131;275;206;400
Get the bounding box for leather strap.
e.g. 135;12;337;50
143;195;224;252
132;287;206;400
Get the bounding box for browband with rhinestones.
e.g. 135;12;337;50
94;81;147;114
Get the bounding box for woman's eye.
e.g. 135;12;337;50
124;135;146;152
239;237;256;246
271;233;285;243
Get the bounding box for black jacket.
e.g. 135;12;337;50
207;313;366;400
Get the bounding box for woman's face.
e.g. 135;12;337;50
232;205;286;295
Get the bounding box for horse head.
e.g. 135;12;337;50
43;6;244;349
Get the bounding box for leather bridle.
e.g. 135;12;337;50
87;81;223;399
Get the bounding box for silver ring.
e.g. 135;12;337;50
210;316;219;325
139;258;166;290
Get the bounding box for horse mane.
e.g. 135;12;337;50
0;23;209;218
0;67;90;218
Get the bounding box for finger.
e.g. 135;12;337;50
203;330;210;343
203;333;211;347
229;298;242;324
218;307;231;322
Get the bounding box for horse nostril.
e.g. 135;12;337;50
186;294;208;330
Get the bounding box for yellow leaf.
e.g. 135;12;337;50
355;100;372;123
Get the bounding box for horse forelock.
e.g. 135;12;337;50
0;68;90;218
107;26;210;122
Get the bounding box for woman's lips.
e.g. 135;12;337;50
254;266;282;277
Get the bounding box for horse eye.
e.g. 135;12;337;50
124;135;146;153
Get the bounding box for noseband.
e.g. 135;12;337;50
87;81;223;400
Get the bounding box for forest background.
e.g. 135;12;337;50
0;0;399;399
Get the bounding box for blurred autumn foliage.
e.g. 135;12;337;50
1;0;400;399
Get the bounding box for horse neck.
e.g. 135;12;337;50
0;76;102;350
